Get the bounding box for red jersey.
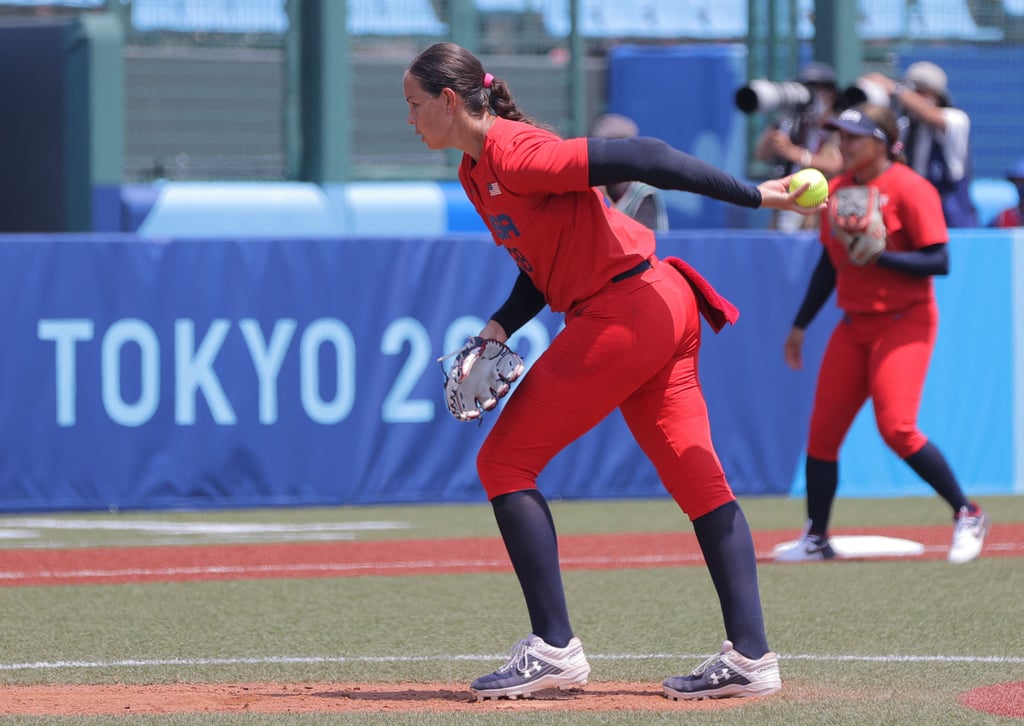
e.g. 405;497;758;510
991;207;1022;228
459;117;656;313
821;162;947;314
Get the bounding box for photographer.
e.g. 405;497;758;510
746;62;842;230
859;62;977;227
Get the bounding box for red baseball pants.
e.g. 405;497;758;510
807;299;938;461
477;260;736;520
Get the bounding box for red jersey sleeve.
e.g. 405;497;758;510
487;122;590;195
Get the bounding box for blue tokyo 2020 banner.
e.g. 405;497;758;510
0;231;1019;512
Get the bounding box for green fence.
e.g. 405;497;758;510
0;0;1020;182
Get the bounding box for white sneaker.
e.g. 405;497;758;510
663;640;781;700
948;504;989;564
774;524;836;563
470;634;591;700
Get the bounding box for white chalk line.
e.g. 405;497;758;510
0;519;412;534
1;652;1022;673
0;554;709;582
0;519;413;548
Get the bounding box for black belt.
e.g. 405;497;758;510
611;258;652;283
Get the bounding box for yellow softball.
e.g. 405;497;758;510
789;168;829;207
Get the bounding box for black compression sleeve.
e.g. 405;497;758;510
587;137;762;208
793;250;837;329
875;243;949;277
490;271;547;337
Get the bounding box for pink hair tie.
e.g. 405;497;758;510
483;72;494;89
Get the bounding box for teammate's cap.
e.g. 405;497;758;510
904;61;950;104
824;108;889;143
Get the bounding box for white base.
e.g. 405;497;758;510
772;535;925;559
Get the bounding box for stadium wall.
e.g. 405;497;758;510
0;229;1019;513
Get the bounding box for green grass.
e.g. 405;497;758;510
0;495;1022;724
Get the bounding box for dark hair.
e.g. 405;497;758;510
861;103;906;163
407;42;539;126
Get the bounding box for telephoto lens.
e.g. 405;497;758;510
735;80;813;114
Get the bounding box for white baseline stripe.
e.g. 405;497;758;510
0;554;709;582
1;652;1022;673
0;518;411;534
0;561;511;581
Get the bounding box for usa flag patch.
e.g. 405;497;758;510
488;182;501;196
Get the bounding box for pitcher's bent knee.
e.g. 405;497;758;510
476;440;539;501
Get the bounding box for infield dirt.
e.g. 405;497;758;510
1;524;1021;717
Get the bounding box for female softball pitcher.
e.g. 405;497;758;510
404;42;821;702
780;104;989;564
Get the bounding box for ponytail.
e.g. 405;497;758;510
484;76;539;126
408;42;547;129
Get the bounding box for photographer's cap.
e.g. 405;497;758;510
797;61;837;88
824;108;889;143
904;61;950;104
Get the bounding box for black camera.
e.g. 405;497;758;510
734;80;813;115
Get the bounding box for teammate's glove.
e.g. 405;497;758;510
829;185;887;266
438;337;525;422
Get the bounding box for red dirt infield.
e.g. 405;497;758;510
0;523;1021;717
1;524;1021;588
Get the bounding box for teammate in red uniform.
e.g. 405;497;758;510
780;104;989;564
404;42;821;702
989;156;1024;228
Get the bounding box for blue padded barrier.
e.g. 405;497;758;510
136;182;337;238
123;181;487;238
0;229;1019;512
327;182;447;237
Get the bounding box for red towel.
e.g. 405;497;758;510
663;256;739;333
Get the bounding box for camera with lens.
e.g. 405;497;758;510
734;80;814;115
835;77;894;112
737;63;841;182
736;80;820;178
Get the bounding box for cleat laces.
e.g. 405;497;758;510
497;638;532;675
687;652;723;678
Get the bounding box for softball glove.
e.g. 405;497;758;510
439;337;525;422
829;185;887;266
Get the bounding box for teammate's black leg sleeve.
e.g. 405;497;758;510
806;456;838;536
692;501;769;659
903;441;969;512
491;490;573;648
